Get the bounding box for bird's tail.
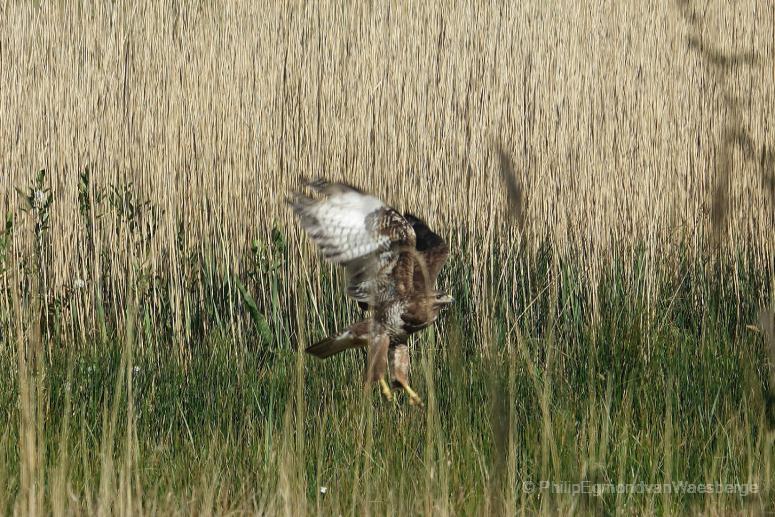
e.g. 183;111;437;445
305;321;370;359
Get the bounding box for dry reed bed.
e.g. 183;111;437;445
0;1;773;340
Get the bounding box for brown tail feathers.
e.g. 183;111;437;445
305;320;371;359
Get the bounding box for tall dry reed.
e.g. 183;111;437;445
0;0;772;350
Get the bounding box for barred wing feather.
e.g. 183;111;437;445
289;179;416;304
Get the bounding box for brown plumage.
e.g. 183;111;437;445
289;178;452;406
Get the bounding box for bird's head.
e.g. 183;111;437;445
433;291;454;309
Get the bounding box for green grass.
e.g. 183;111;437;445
0;244;772;514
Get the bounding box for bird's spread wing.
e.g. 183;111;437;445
305;319;371;359
289;178;416;305
403;214;449;295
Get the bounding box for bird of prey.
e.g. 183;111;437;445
289;178;452;406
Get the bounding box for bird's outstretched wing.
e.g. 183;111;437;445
403;214;449;295
289;178;416;305
305;319;371;359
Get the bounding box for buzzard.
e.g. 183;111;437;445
289;178;452;407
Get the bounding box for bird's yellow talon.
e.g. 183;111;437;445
379;379;394;401
400;383;424;408
409;395;424;407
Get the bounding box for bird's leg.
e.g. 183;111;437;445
379;378;394;402
365;334;393;402
405;384;424;407
363;371;394;402
389;343;424;407
395;379;424;407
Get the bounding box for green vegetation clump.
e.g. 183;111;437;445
0;211;772;513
